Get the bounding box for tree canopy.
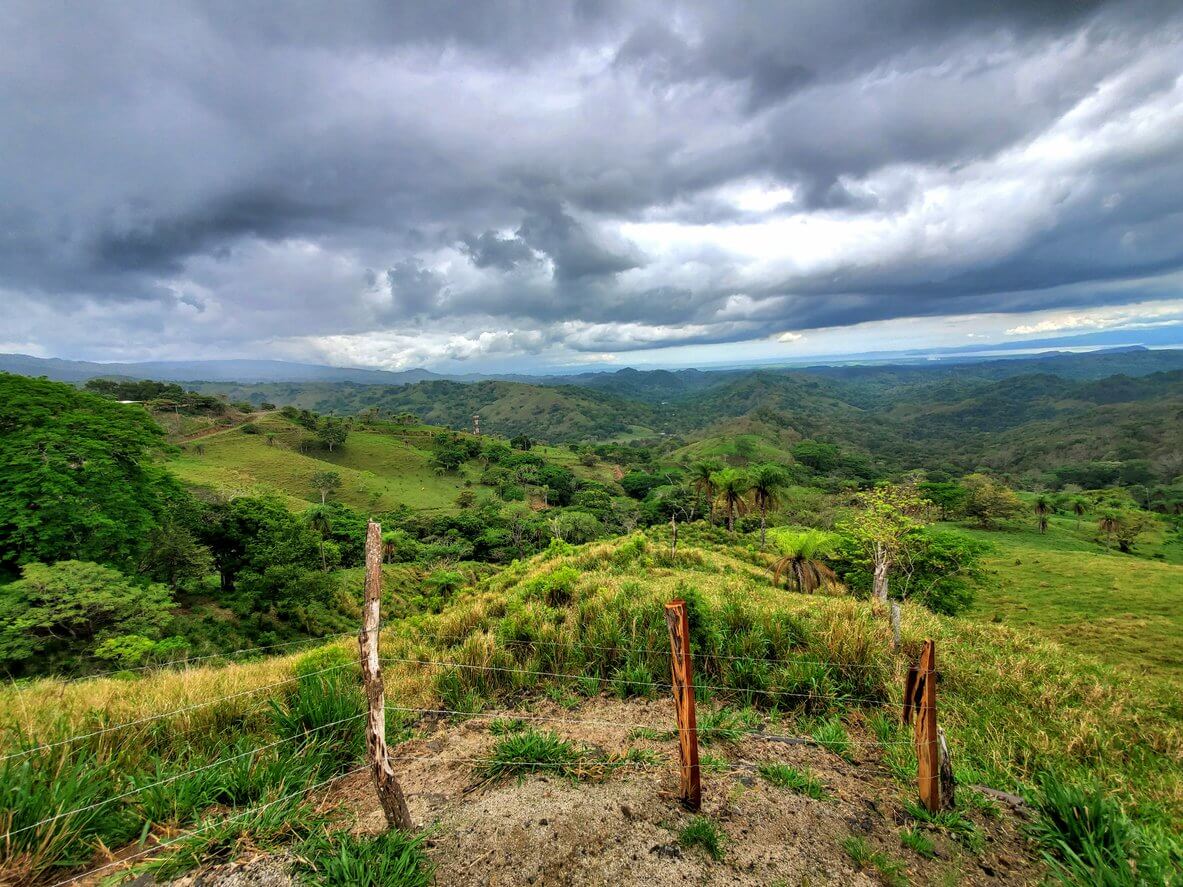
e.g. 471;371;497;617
0;374;179;570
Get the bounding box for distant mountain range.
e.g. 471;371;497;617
4;340;1183;388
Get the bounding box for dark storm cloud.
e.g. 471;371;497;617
1;0;1181;365
460;231;537;271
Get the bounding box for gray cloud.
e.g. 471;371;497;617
1;0;1181;367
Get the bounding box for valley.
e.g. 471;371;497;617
1;350;1181;886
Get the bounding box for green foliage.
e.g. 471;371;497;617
480;730;590;782
900;827;936;858
962;473;1023;528
0;561;175;675
811;717;853;761
0;374;179;570
315;418;348;452
836;526;988;615
678;816;726;861
841;836;909;887
1096;508;1154;553
757;763;830;800
299;829;432;887
1029;773;1180;886
310;470;342;504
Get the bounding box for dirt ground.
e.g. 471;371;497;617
325;697;1043;886
94;696;1042;886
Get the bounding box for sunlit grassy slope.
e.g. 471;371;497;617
169;413;468;512
4;529;1179;876
962;515;1183;680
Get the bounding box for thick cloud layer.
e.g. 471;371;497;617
1;0;1181;367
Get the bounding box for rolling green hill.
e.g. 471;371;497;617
170;413;472;513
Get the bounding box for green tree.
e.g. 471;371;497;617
316;418;348;452
712;468;752;533
962;473;1023;529
0;561;175;675
749;463;790;547
306;505;334;571
1097;508;1153;553
1034;495;1051;534
917;481;969;519
689;460;722;521
0;375;178;570
311;470;342;504
139;521;214;589
841;484;929;604
769;528;839;593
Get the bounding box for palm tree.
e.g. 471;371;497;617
1071;497;1087;524
306;505;332;571
770;529;839;594
1034;495;1051;534
689;460;722;521
712;468;752;533
749;463;789;548
381;530;399;564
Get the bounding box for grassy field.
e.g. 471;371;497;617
4;529;1180;883
169;414;468;513
961;515;1183;681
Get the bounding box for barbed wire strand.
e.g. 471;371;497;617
5;713;367;840
391;628;896;671
382;703;923;749
53;633;358;684
46;764;368;887
377;655;920;711
0;662;355;763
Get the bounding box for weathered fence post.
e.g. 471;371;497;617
360;520;412;829
890;602;901;650
664;599;701;811
902;639;943;813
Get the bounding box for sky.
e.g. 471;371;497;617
2;1;1182;373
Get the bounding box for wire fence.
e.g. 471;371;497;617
5;621;932;885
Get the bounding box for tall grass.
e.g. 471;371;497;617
0;648;365;883
1029;773;1181;886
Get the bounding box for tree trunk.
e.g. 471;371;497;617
872;554;889;603
759;502;767;548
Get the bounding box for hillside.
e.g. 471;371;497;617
3;532;1180;885
170;413;472;514
180;379;661;443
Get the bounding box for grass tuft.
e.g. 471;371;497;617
757;763;830;800
841;836;909;887
479;729;592;782
679;816;726;861
900;826;936;859
298;828;432;887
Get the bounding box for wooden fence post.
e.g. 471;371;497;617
360;520;412;829
664;599;701;811
902;639;942;813
890;602;901;650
